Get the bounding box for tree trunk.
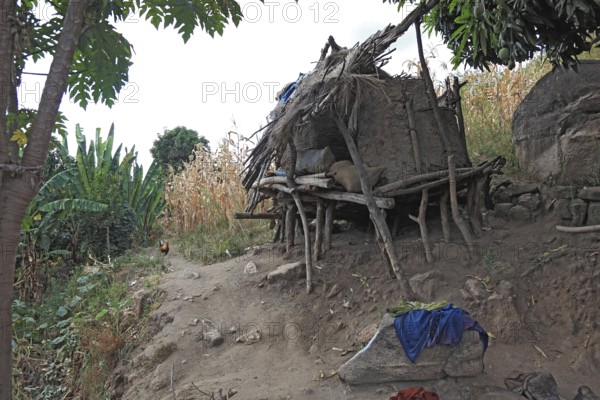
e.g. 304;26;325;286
0;1;89;397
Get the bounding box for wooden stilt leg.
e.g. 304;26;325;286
323;201;334;252
467;175;486;237
392;213;402;237
314;198;324;261
285;204;296;254
448;155;474;256
291;192;313;294
440;190;450;242
409;189;433;263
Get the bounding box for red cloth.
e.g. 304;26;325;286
389;387;440;400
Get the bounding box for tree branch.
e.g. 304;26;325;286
23;0;90;167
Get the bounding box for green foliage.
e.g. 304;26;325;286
139;0;243;41
151;126;210;172
21;124;166;269
385;0;600;69
178;220;272;264
459;57;551;173
12;252;164;399
13;1;243;109
68;22;133;108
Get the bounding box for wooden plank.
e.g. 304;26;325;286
254;176;334;189
300;189;395;209
234;212;280;220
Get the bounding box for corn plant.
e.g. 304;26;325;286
163;131;271;262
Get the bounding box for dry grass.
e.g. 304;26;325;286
460;58;550;174
163;131;271;262
461;48;600;175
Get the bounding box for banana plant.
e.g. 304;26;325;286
22;123;166;262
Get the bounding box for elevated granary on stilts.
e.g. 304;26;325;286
236;5;505;297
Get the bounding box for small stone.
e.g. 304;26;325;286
181;359;187;364
508;205;531;223
181;269;200;280
573;386;600;400
189;318;199;326
570;198;588;226
553;198;572;220
236;329;261;344
554;185;576;199
267;261;304;283
203;330;224;347
463;279;487;302
587;203;600;225
518;193;541;211
326;284;343;299
409;271;443;299
525;372;560;400
244;261;258;275
492;187;512;204
494;203;513;218
578;187;600;202
504;183;539;197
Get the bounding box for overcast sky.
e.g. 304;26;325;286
21;0;454;169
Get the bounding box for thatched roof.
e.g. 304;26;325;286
241;1;442;191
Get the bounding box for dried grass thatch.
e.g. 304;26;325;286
241;2;442;195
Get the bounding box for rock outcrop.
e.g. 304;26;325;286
512;61;600;183
337;314;485;384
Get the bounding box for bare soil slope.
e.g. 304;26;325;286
114;214;600;400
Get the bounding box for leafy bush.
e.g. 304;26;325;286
16;124;166;302
13;253;164;399
151;126;210;172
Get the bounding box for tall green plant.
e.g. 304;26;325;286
23;124;166;266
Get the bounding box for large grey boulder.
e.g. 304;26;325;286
512;61;600;182
337;314;485;384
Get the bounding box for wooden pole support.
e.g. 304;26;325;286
314;198;325;261
406;98;433;264
323;201;335;251
409;188;433;263
415;19;474;257
285;203;296;254
273;183;314;294
439;189;450;242
234;212;280;220
335;115;415;300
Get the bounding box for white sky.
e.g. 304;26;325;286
21;0;454;169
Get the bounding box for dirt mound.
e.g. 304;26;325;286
112;214;600;400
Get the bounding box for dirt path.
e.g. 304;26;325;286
117;218;600;400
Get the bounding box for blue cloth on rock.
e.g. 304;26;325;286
393;303;488;363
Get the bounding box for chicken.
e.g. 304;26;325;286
159;240;169;256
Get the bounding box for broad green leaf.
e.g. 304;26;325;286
56;306;69;318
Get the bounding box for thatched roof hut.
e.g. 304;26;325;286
236;5;504;297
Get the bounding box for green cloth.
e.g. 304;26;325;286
386;300;449;317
